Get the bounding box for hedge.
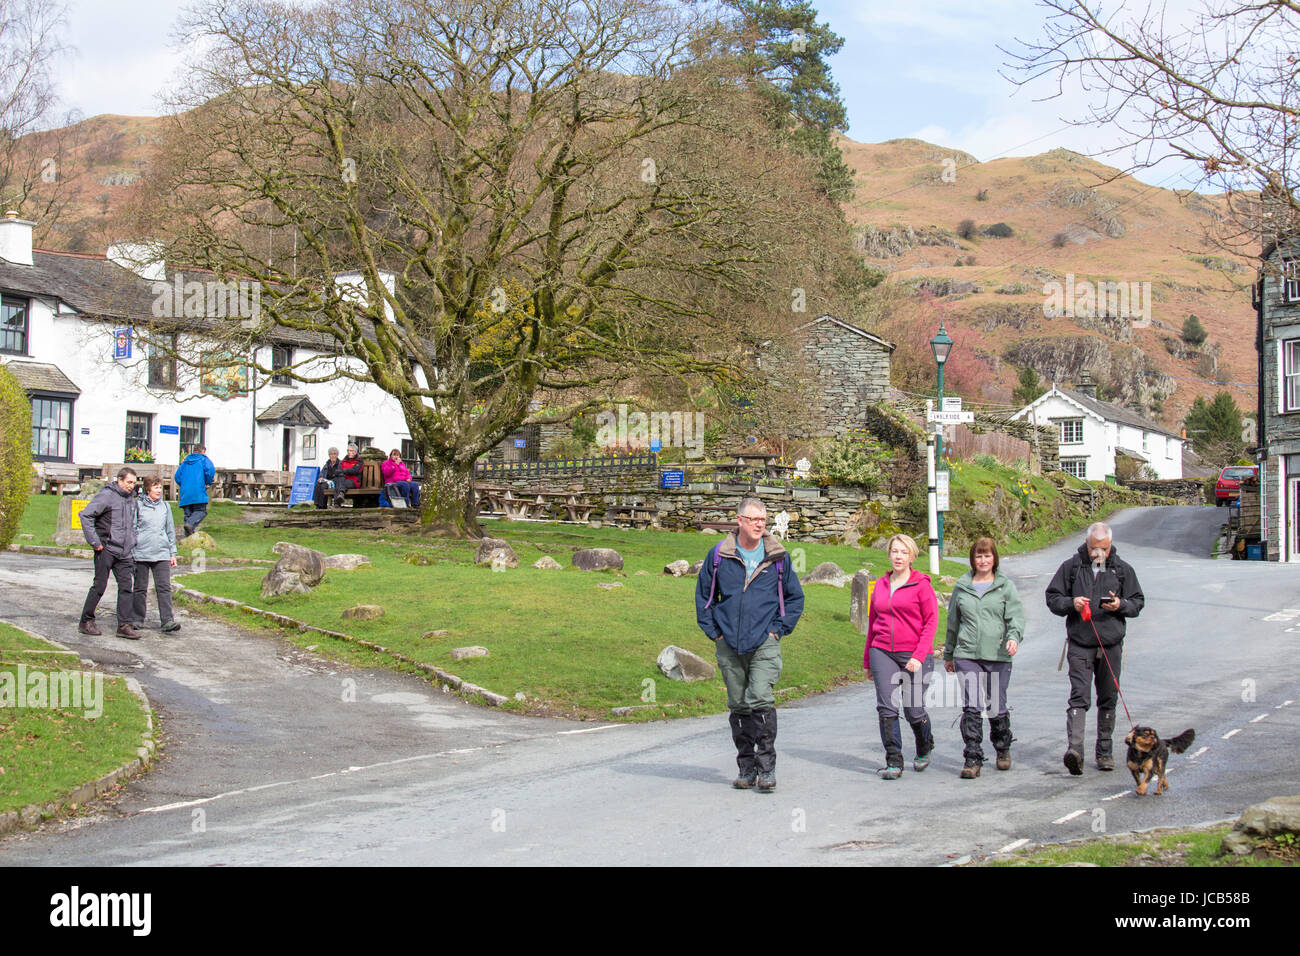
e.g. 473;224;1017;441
0;364;32;550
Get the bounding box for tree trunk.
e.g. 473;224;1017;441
418;458;482;538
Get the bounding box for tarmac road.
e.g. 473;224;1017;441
1;505;1298;866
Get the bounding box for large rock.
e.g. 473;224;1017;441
178;530;216;552
1221;796;1300;855
450;646;489;660
657;645;716;682
572;548;623;572
342;604;385;620
533;555;562;570
687;560;704;576
271;541;327;586
664;559;690;577
324;553;370;570
260;567;313;598
803;561;850;587
474;537;518;568
850;570;873;635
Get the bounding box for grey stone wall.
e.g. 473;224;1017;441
798;322;892;436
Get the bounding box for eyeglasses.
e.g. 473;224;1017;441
738;514;766;523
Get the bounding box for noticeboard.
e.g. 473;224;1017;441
660;469;685;488
288;466;320;507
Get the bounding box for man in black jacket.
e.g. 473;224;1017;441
1045;522;1145;775
78;467;141;640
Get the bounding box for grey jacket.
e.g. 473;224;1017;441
80;483;138;556
133;495;178;562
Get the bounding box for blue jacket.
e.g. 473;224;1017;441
175;453;215;506
695;532;805;654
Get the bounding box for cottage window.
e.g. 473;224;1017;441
125;410;153;459
1287;340;1300;411
1060;458;1087;478
180;417;206;457
1;296;28;355
1059;418;1083;444
302;433;317;461
148;333;178;389
1286;260;1300;302
31;394;72;461
271;345;294;386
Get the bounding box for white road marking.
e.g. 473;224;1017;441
1279;700;1294;708
1264;609;1300;622
1102;791;1130;801
138;746;487;813
1250;713;1269;723
556;724;625;735
1222;729;1241;739
1188;746;1208;760
1052;809;1087;824
996;838;1030;854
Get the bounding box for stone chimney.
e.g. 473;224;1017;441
1077;370;1098;399
106;241;167;282
0;210;35;266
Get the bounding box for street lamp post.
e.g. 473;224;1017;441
930;322;953;558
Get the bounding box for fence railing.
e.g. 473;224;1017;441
475;453;659;478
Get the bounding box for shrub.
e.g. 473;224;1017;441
965;255;976;266
1051;232;1069;248
975;189;989;201
972;453;1000;469
811;434;884;489
1182;314;1208;347
0;365;32;551
957;218;977;240
954;258;964;267
983;222;1014;238
544;436;588;460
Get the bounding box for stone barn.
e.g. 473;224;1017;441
790;314;894;436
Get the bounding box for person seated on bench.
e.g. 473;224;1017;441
339;444;364;502
381;449;421;509
314;446;347;509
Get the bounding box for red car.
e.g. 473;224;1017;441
1215;465;1259;505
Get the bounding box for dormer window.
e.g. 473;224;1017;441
1;296;28;355
1285;259;1300;302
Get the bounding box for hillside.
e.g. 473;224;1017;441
11;116;1260;430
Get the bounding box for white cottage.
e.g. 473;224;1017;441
0;213;418;477
1012;373;1184;480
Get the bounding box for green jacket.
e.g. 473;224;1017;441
943;570;1025;662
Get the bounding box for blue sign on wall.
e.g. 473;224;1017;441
660;469;685;488
112;328;132;360
159;424;179;435
514;439;526;448
288;466;320;507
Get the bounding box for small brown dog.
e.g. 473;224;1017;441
1124;727;1195;795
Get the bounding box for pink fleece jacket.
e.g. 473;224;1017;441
381;458;412;483
863;570;938;666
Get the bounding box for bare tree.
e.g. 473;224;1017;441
129;0;861;535
1004;0;1300;259
0;0;76;232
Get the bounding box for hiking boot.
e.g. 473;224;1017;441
989;714;1013;771
1095;753;1115;772
161;620;181;633
996;750;1012;771
960;758;981;779
78;620;102;636
115;624;142;640
1064;708;1085;775
913;753;931;772
908;714;934;772
1095;708;1117;771
756;771;776;793
878;764;903;780
181;524;193;539
1063;750;1083;775
732;771;758;790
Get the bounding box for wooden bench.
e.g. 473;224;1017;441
344;461;385;508
605;504;656;529
696;520;736;533
37;463;82;495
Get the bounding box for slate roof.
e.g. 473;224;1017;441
2;360;81;395
1052;387;1181;441
256;394;331;427
797;314;896;351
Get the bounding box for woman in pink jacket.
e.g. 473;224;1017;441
864;533;938;779
380;449;421;509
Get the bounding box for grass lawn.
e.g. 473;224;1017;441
989;824;1295;867
129;502;971;720
0;621;151;815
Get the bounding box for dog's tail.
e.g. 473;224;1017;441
1168;729;1195;753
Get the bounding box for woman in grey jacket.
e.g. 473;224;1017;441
942;537;1025;777
132;476;180;632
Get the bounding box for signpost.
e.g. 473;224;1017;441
942;396;963;413
926;410;975;425
288;466;320;507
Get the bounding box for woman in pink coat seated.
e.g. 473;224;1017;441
380;449;421;509
864;533;938;779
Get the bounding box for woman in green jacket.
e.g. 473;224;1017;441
943;537;1025;778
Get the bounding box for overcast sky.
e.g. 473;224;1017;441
54;0;1196;188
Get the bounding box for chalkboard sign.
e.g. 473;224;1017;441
660;469;685;488
288;466;320;507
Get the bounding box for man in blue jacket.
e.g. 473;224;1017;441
174;445;215;537
695;498;804;792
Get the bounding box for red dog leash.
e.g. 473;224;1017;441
1080;601;1134;728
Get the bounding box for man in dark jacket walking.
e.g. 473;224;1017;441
79;467;142;639
695;498;804;792
1045;522;1145;775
